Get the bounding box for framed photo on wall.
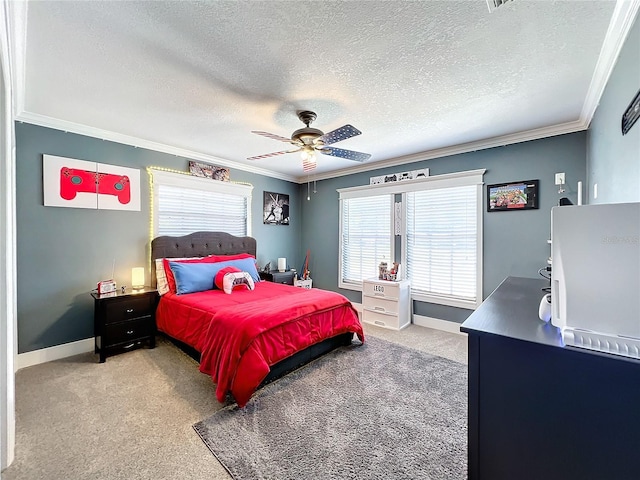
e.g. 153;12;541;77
487;179;539;212
263;191;290;225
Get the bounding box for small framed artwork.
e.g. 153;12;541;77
263;191;290;225
189;161;230;181
487;179;539;212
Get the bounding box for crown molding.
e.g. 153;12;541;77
14;111;299;183
580;0;640;126
300;120;586;183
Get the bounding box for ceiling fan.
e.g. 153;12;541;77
247;111;371;171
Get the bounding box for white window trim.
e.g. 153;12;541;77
401;170;485;309
338;169;485;304
337;169;485;198
338;194;395;291
148;168;253;238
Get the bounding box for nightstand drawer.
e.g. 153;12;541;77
104;317;152;345
363;280;400;300
362;296;399;315
362;309;403;330
103;295;155;324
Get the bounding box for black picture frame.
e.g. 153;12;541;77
263;191;290;225
487;179;539;212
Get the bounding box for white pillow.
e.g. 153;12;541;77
155;259;170;295
155;257;201;295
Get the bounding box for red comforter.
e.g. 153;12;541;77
156;282;364;407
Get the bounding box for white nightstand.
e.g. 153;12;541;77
361;278;411;330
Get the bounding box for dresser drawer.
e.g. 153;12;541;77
363;280;400;300
103;295;155;324
362;295;399;315
362;309;403;330
104;317;152;345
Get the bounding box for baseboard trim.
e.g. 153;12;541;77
413;315;466;336
16;338;94;370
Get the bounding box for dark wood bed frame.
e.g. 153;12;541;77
150;231;353;388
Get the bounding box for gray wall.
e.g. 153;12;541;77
300;132;587;323
587;16;639;204
15;123;300;353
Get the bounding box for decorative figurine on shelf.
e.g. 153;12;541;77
388;262;400;281
378;259;388;280
262;262;271;273
121;285;126;293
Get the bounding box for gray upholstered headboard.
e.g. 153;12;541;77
150;231;257;287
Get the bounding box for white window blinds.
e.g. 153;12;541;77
340;195;392;288
150;169;252;238
406;184;478;306
157;184;248;237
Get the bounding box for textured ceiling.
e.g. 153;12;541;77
16;1;621;181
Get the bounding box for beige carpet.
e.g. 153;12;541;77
2;323;467;480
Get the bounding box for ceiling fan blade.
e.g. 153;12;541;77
316;124;362;146
251;131;296;144
319;146;371;162
247;148;300;161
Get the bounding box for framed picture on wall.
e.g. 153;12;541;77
263;191;290;225
487;180;539;212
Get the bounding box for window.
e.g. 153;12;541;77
338;169;484;308
405;184;480;308
149;169;252;237
339;194;393;289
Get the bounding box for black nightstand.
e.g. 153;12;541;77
259;270;296;285
91;287;158;363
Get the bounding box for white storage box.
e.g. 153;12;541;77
294;278;313;289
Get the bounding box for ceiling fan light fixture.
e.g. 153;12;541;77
301;146;316;161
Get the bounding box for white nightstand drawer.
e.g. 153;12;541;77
362;309;408;330
363;280;400;300
362;296;399;315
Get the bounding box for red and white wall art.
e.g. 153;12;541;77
43;154;141;211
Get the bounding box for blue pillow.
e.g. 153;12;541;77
210;258;261;283
169;262;220;295
169;258;261;295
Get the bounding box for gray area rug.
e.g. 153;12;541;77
193;336;468;480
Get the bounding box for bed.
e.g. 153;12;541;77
151;231;364;407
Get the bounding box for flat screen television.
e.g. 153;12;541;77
487;179;539;212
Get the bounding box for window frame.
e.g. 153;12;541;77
338;192;395;291
338;169;485;308
401;171;484;309
148;168;253;239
